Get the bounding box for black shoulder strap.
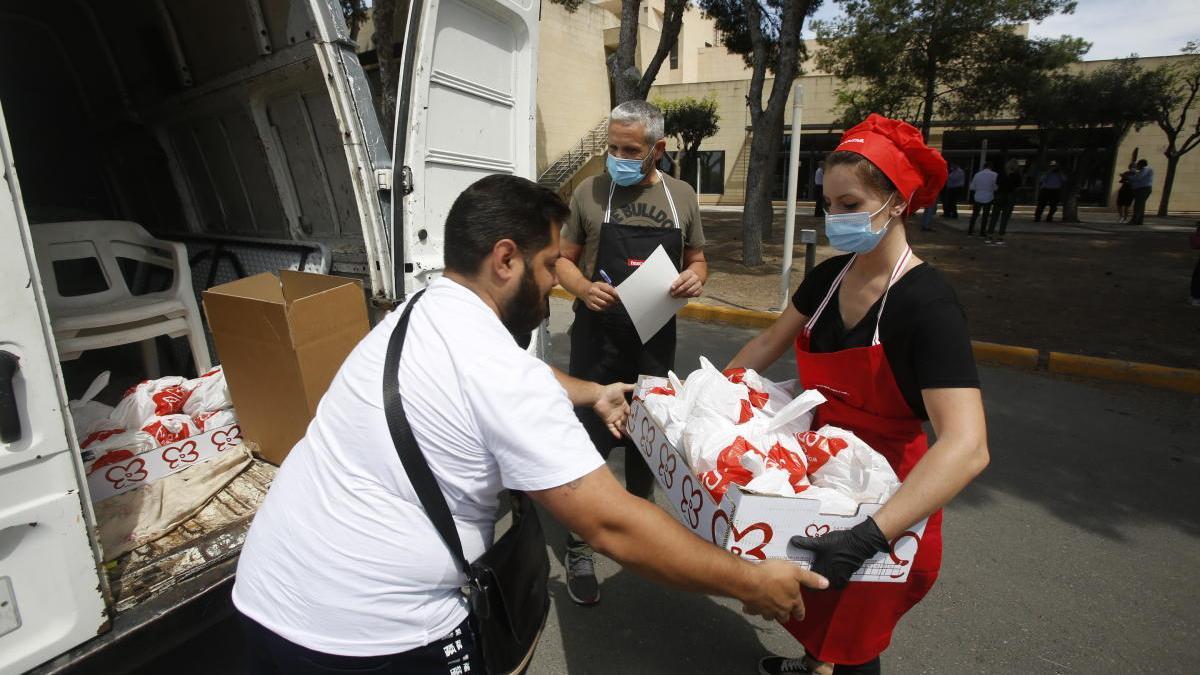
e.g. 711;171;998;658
382;289;471;576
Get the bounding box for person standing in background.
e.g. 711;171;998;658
1034;162;1064;222
985;160;1021;245
556;100;707;607
967;162;998;236
1116;162;1136;223
814;160;826;216
1129;159;1155;226
942;163;965;219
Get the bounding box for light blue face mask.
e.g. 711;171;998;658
824;193;896;253
607;151;651;187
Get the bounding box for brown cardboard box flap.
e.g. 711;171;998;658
202;270;369;464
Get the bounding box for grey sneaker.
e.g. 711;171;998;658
565;550;599;605
758;656;812;674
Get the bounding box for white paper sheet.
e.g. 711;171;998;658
616;244;688;343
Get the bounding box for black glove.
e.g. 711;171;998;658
789;517;889;590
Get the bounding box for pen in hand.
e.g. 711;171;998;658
599;269;614;285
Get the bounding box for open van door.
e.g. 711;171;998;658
0;101;108;675
393;0;541;295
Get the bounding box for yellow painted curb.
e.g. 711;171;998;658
1047;352;1200;395
971;341;1040;369
550;287;1200;394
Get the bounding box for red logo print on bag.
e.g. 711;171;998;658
152;385;192;415
161;440;200;469
81;427;125;449
105;458;148;489
211;425;242;451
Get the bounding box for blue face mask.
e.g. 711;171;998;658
607;151;651;187
824;194;896;253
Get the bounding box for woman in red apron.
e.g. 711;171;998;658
726;115;991;674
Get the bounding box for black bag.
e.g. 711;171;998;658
382;290;550;675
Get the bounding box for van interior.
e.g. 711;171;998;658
0;0;384;636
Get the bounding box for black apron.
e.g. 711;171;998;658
569;178;684;384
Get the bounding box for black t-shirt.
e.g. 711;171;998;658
791;254;980;420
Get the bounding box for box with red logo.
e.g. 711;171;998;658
84;422;244;502
627;394;925;583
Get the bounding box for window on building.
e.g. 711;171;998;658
670;43;679;70
682;150;725;194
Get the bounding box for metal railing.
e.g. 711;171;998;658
537;118;609;191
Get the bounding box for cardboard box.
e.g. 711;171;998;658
203;271;368;464
628;390;926;583
86;423;244;501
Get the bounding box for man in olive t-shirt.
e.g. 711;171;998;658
556;100;707;607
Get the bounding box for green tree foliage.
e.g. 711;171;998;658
1017;60;1165;222
1149;40;1200;216
815;0;1086;138
655;96;722;182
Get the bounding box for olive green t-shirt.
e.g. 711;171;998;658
562;173;705;280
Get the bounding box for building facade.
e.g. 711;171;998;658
539;0;1200;213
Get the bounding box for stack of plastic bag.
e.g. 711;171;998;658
69;367;236;469
636;358;900;515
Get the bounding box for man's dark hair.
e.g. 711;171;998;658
443;174;570;274
1136;159;1148;169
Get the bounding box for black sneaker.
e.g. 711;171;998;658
758;656;812;674
565;550;599;605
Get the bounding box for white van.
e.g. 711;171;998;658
0;0;539;672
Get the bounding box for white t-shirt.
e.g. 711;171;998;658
969;169;998;203
814;167;824;186
232;277;604;656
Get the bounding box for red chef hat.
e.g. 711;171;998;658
833;114;948;215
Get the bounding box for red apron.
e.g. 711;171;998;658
783;248;944;665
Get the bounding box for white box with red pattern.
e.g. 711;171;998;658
627;395;925;583
84;423;245;502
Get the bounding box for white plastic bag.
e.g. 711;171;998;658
83;428;157;455
192;409;237;431
141;414;200;445
110;376;189;429
68;371;114;439
182;366;233;416
794;485;863;515
810;425;900;505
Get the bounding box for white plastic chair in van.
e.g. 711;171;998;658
31;220;212;377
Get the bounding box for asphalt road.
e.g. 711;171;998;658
130;297;1200;674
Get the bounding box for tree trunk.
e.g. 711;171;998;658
1157;153;1181;216
608;0;643;104
1060;145;1095;223
739;0;809;266
374;0;399;143
743;126;783;265
920;63;936;141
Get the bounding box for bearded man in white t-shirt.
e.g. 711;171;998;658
231;174;827;674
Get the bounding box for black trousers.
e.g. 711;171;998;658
942;186;961;218
1035;188;1061;221
567;303;670;498
1131;187;1152;225
814;185;825;216
986;195;1015;238
834;657;882;674
968;201;993;234
1191;257;1200;299
239;613;483;675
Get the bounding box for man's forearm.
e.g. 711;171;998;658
556;257;591;299
551;366;601;407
